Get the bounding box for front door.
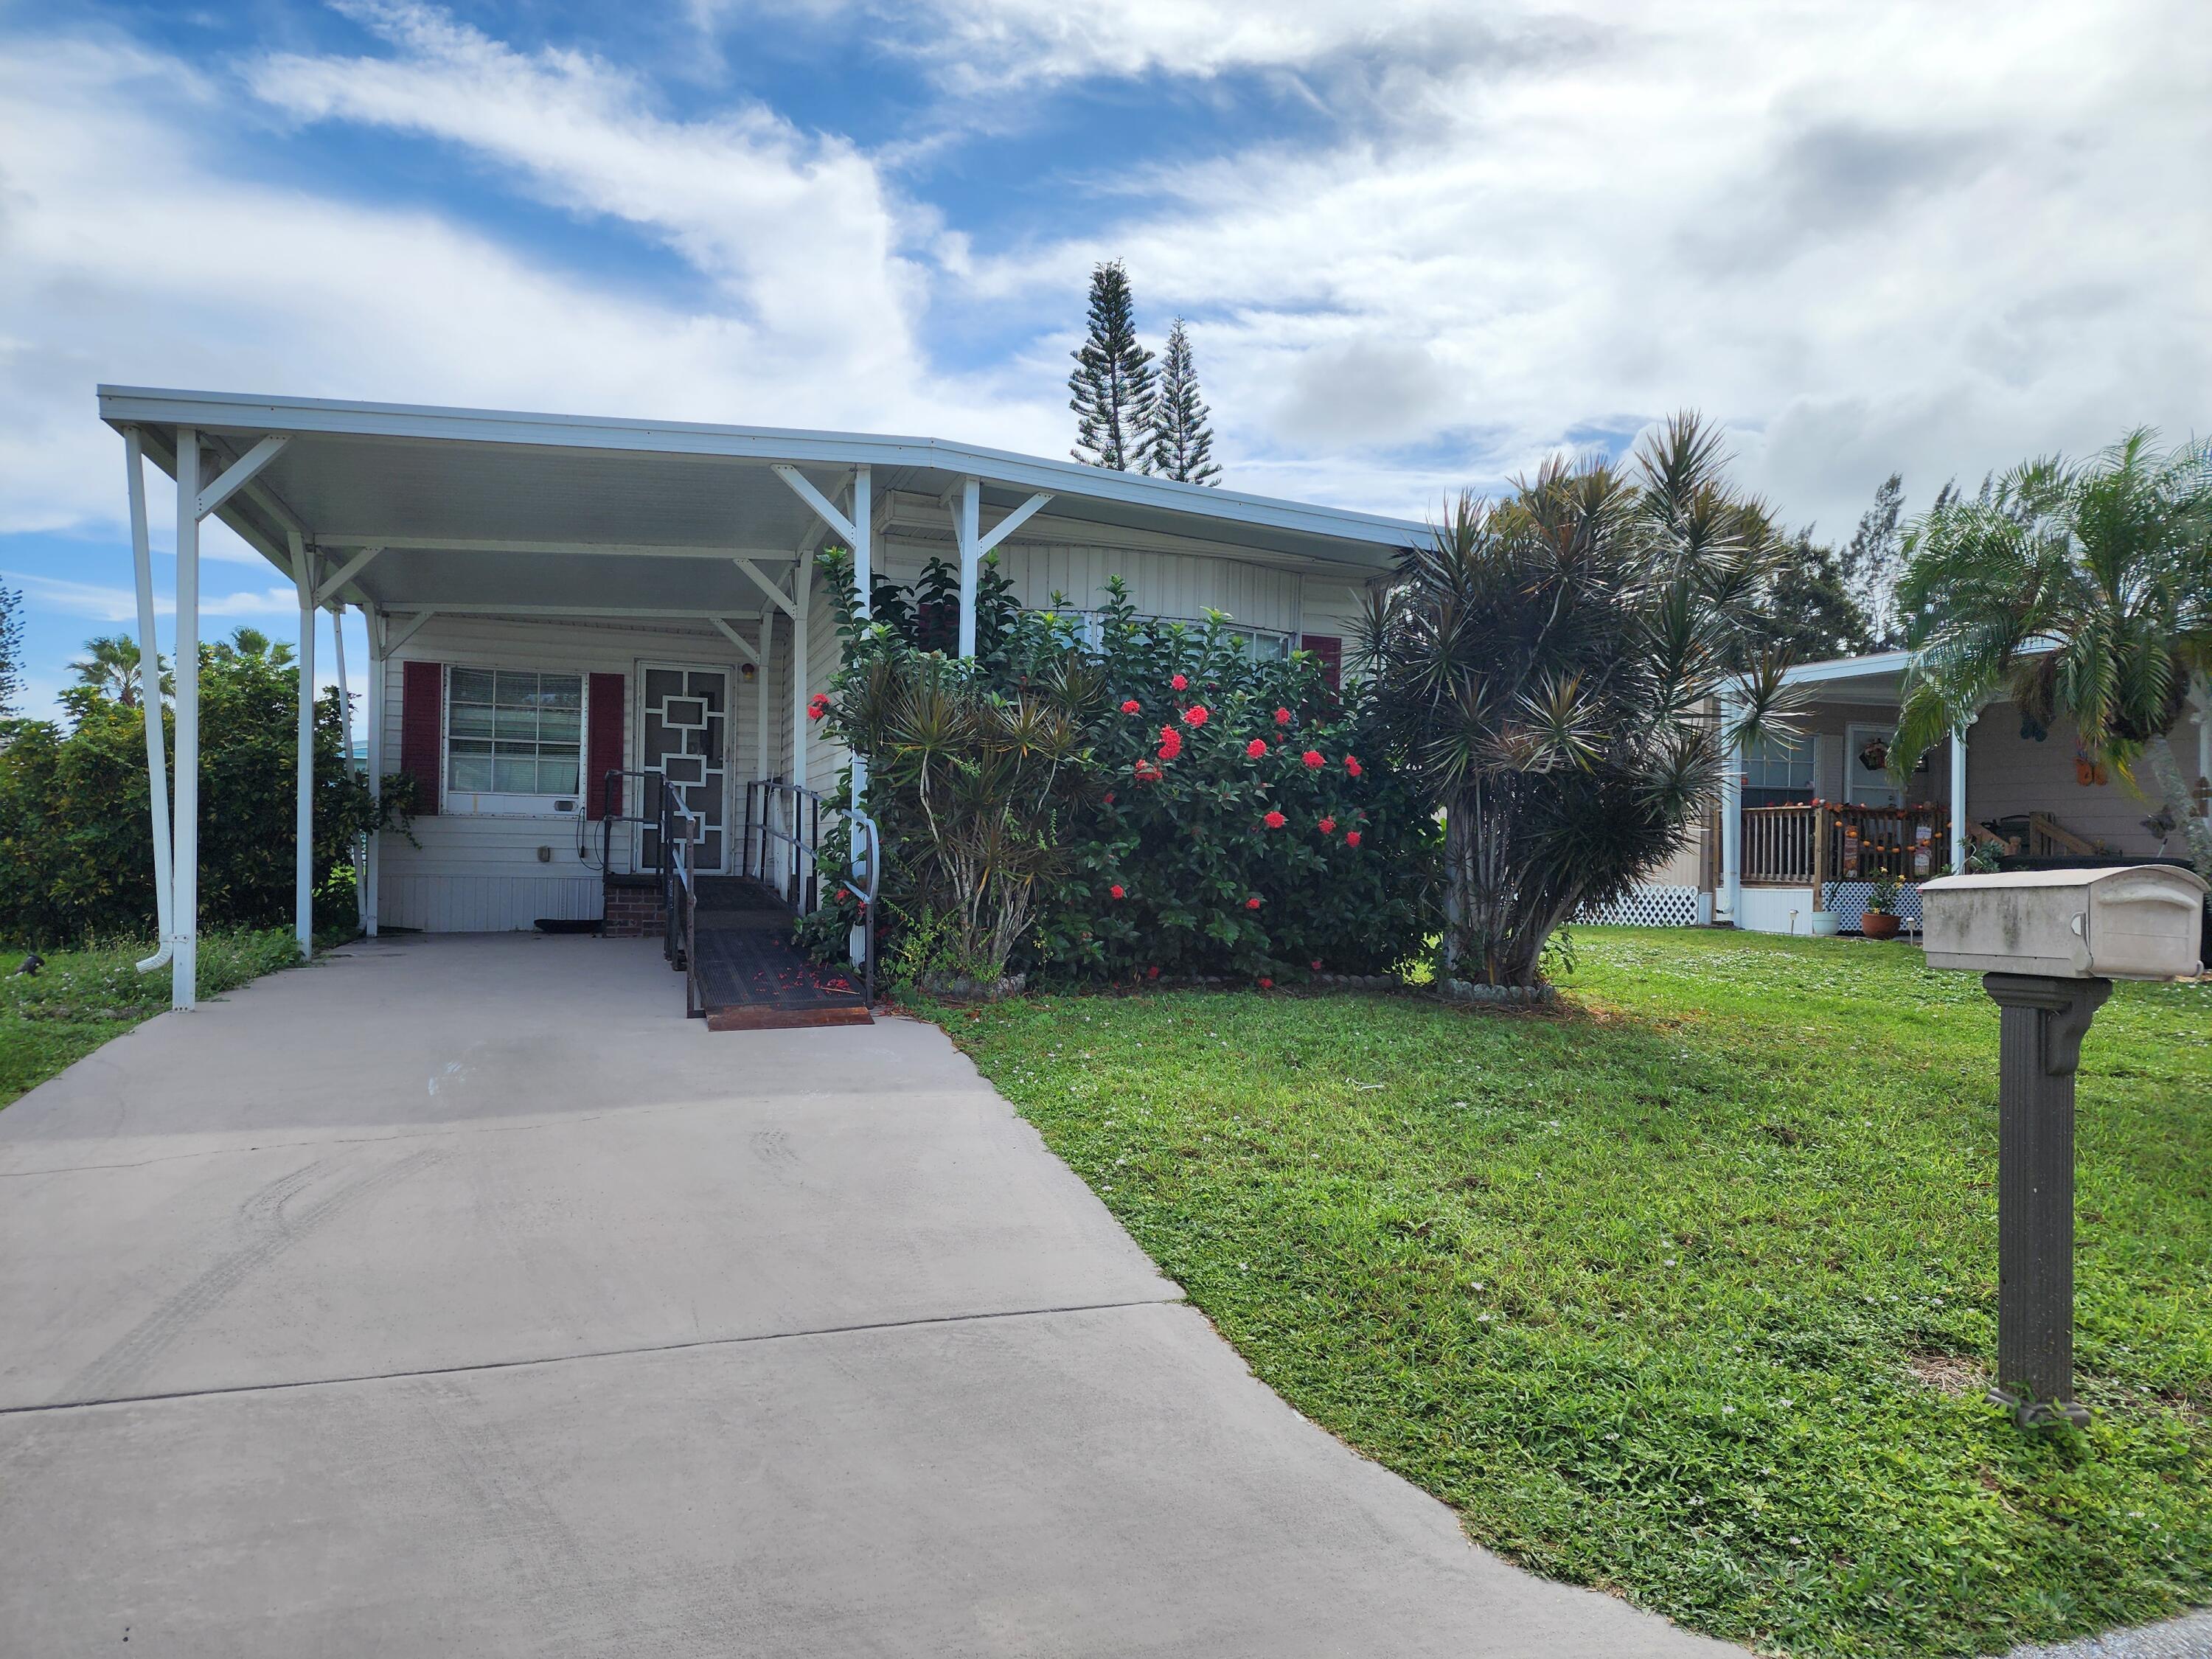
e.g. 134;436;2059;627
1845;723;1903;807
639;663;731;874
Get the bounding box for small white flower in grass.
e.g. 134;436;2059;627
1665;1258;1678;1267
1722;1405;1736;1415
1478;1312;1495;1322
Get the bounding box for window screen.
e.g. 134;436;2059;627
446;669;583;796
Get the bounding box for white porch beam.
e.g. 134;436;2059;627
290;530;316;959
313;536;803;561
195;435;290;522
771;465;859;546
383;611;437;653
977;490;1052;557
708;617;761;666
371;602;764;622
734;558;800;621
954;476;981;658
122;428;174;975
172;431;204;1009
316;545;383;605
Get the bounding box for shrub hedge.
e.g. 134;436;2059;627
802;557;1439;985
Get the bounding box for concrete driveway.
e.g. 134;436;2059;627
1;933;1731;1656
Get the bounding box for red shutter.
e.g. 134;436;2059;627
586;672;626;820
400;659;442;815
1302;634;1343;692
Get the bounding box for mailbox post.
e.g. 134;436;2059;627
1920;866;2208;1428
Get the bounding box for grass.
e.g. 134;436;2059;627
935;928;2212;1658
0;929;313;1108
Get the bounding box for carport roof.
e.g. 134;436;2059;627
100;386;1427;619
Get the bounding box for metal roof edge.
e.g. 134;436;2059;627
97;385;1430;551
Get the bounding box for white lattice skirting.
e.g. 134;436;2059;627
1823;880;1923;933
1574;885;1704;928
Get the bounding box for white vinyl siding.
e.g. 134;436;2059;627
378;616;765;932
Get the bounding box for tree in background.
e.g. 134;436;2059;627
0;582;21;716
1360;413;1798;988
1842;474;1908;649
68;635;171;709
1068;261;1156;471
1756;529;1876;661
1893;429;2212;878
1147;317;1222;484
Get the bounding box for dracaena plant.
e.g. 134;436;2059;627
1891;430;2212;879
1360;413;1801;987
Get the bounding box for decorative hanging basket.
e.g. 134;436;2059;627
1857;737;1890;772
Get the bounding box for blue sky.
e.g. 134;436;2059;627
3;0;2208;715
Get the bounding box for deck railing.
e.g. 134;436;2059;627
1742;801;1951;886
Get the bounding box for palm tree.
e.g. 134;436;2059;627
69;635;171;707
1892;431;2212;878
210;626;293;667
1360;413;1798;987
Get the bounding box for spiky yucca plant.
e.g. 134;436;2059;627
1360;414;1799;987
1892;431;2212;877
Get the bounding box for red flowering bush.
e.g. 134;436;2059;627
1318;815;1336;834
810;562;1438;987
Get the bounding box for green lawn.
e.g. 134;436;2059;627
938;928;2212;1658
0;930;311;1107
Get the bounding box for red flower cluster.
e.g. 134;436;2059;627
1157;726;1184;761
1345;755;1363;778
1318;815;1336;835
1102;791;1115;805
1310;958;1324;971
1133;759;1164;782
1262;810;1287;830
1181;703;1209;727
1244;737;1267;759
1259;977;1274;990
1120;698;1141;714
1147;964;1161;979
807;692;830;722
1345;830;1363;848
1301;749;1325;770
1109;883;1126;900
1245;895;1262;910
1274;707;1292;726
1170;673;1189;691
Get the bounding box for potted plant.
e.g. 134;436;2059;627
1861;872;1905;939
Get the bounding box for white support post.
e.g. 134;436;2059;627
850;465;872;621
172;431;202;1009
290;531;316;959
1949;721;1970;877
955;476;981;658
791;560;811;808
756;607;775;782
848;466;871;812
330;602;361;930
123;428;175;975
1719;691;1744;928
364;611;384;937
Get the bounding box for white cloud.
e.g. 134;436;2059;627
0;571;167;623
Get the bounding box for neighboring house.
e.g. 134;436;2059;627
1609;650;2212;936
102;386;1416;1007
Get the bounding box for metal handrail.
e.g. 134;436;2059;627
743;778;827;913
659;777;705;1015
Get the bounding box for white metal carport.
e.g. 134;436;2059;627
101;386;1424;1011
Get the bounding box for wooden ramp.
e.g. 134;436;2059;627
686;878;872;1032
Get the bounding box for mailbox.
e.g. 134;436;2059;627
1920;866;2207;981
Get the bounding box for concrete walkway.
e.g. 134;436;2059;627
0;933;1731;1656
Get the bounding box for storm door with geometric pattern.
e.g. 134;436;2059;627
637;663;730;874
